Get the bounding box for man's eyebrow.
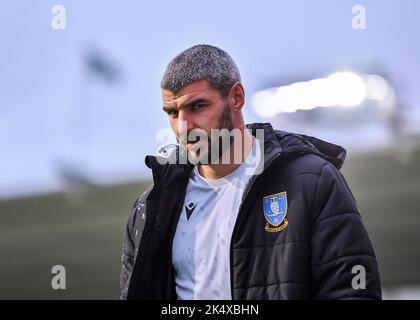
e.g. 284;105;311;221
162;106;177;113
184;98;208;108
163;98;209;113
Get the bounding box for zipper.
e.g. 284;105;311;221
229;151;282;299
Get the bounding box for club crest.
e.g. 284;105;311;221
263;191;288;232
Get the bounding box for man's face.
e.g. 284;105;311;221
162;80;233;163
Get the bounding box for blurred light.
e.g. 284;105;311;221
365;74;390;101
327;72;367;106
252;71;391;118
252;90;278;117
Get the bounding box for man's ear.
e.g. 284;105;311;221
228;82;245;111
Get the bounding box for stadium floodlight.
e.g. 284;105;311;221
365;74;390;101
252;72;392;118
327;72;367;107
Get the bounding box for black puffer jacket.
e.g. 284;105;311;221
120;123;382;300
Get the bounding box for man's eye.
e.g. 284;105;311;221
190;104;205;110
167;110;178;118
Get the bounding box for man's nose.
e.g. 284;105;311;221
177;110;195;134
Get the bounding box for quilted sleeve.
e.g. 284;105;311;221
309;163;382;299
120;185;153;300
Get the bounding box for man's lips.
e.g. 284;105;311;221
186;141;201;152
186;139;207;152
185;137;201;146
187;141;198;147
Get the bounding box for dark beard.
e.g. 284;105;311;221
181;101;234;166
204;101;234;165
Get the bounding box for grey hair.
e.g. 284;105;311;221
161;44;241;98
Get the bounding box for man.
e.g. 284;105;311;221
120;44;382;300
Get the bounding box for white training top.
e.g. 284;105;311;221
172;141;262;300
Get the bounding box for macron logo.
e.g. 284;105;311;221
185;202;198;220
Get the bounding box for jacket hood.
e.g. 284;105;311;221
145;123;347;186
246;123;346;170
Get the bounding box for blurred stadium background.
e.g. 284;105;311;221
1;0;420;299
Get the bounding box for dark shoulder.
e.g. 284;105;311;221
128;184;154;226
269;152;335;183
134;184;154;206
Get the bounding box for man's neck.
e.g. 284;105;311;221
197;129;254;180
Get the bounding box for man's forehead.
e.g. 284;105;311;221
162;80;215;105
